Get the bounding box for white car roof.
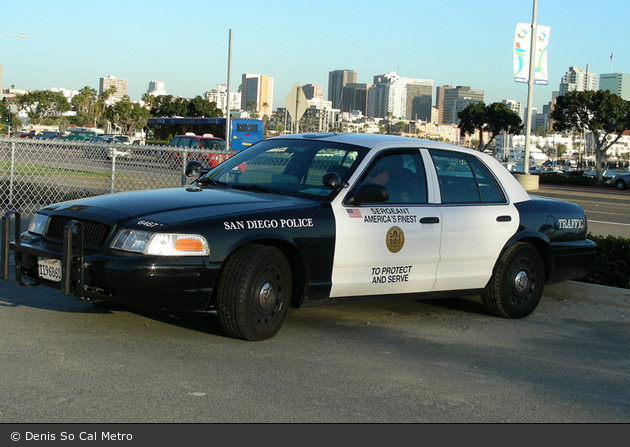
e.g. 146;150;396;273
272;133;532;204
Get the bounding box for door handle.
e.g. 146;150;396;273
420;217;440;224
496;215;512;222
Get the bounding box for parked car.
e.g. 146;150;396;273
84;135;131;159
17;131;37;138
1;133;597;341
609;172;630;190
35;132;64;140
583;169;619;179
165;133;229;168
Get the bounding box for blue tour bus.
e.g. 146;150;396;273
145;117;263;151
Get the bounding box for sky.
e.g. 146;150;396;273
1;0;629;114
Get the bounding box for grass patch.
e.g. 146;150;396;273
0;162;110;178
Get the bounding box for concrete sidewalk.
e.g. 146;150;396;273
544;280;630;309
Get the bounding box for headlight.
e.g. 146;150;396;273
111;230;209;256
28;213;49;235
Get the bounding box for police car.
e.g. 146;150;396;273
1;133;596;341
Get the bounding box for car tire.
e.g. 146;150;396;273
482;242;544;319
216;244;292;341
615;179;626;191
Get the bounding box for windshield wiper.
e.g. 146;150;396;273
231;184;283;195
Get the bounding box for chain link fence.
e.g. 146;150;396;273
1;137;235;218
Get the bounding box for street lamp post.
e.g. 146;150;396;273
523;0;537;176
0;34;26;38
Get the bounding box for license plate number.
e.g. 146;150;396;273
38;258;62;282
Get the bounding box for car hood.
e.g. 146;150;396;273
44;186;315;226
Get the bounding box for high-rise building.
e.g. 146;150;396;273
99;75;128;102
341;83;370;116
367;73;407;119
435;85;453;124
599;73;630;100
557;66;598;95
401;77;433;121
441;86;484;125
147;80;166;96
502;99;524;121
240;73;274;117
204;84;241;116
328;70;357;110
302;84;323;100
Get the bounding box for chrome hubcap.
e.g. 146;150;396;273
258;282;275;310
514;270;529;293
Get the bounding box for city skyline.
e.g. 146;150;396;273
1;0;628;114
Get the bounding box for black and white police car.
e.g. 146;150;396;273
2;133;596;341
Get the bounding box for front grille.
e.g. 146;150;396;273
46;216;112;248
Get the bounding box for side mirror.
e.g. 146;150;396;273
346;184;389;205
185;160;203;178
322;172;343;190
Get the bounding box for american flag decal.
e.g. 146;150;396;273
347;209;362;218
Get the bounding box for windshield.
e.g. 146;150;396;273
200;139;225;150
197;138;367;200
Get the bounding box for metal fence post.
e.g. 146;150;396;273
9;141;16;208
110;151;116;194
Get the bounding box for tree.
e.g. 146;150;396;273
187;96;222;117
71;86;100;127
148;95;221;118
458;102;524;152
555;142;568;158
103;95;150;136
15;90;72;125
551;90;630;181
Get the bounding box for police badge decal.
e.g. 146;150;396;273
386;226;405;253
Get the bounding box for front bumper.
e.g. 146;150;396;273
2;212;221;311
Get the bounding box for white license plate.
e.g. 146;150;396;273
38;258;62;282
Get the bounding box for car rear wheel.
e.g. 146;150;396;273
482;242;544;319
615;179;626;191
216;244;292;341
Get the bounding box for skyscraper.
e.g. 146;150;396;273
557;66;598;95
99;75;128;102
240;74;274;117
204;84;241;116
341;83;370;116
502;99;524;121
401;77;433;121
328;70;357;110
147;80;166;96
435;85;453;124
367;73;407;119
302;84;323;100
599;73;630;100
441;86;484;125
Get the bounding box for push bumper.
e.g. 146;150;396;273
2;211;220;311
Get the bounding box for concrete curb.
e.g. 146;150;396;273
544;280;630;309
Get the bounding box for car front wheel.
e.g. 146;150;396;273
482;242;544;319
615;179;626;191
216;244;292;341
